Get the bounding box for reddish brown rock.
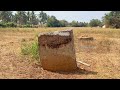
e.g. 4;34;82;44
38;30;77;71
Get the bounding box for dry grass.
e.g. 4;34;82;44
0;27;120;79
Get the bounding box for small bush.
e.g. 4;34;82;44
21;43;31;55
0;22;17;28
21;41;39;60
0;22;6;27
6;22;17;27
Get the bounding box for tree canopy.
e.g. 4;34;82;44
89;19;102;27
103;11;120;28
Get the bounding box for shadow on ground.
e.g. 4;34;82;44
50;67;98;75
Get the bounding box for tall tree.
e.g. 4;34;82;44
39;11;48;26
0;11;13;23
78;22;88;27
103;11;120;28
59;20;68;27
30;11;38;25
89;19;102;27
47;16;60;27
16;11;27;25
13;13;18;24
70;20;79;27
26;11;31;24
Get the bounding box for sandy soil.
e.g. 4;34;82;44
0;28;120;79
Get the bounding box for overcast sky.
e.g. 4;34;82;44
14;11;110;23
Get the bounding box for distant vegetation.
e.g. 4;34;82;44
89;19;102;27
0;11;120;28
103;11;120;28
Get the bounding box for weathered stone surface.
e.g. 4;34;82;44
78;36;94;41
38;30;77;71
78;36;95;52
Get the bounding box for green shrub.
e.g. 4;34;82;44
21;43;31;55
21;41;39;60
0;22;17;27
0;22;6;27
6;22;17;27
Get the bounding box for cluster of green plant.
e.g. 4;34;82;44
21;41;39;60
0;22;17;27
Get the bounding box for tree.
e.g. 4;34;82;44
47;16;60;27
103;11;120;28
59;20;68;27
30;11;38;25
15;11;27;25
70;20;79;27
39;11;48;26
0;11;13;23
13;13;18;24
89;19;102;27
78;22;88;27
26;11;31;24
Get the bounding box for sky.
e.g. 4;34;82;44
43;11;110;23
13;11;110;23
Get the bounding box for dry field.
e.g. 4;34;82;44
0;27;120;79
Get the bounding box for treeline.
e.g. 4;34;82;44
0;11;42;28
0;11;120;28
88;11;120;28
0;11;90;28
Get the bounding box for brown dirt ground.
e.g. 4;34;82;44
0;27;120;79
